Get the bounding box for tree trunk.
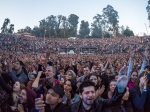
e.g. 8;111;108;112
113;28;116;38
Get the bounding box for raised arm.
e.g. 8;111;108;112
99;75;128;107
130;74;148;109
108;58;115;76
127;49;135;80
103;61;109;72
118;65;127;76
138;46;149;77
32;71;43;89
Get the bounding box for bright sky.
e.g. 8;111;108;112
0;0;149;35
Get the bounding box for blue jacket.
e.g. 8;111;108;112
129;86;149;112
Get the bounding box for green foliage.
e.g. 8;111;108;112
104;32;112;38
8;24;14;34
146;0;150;21
31;26;40;37
91;14;103;38
68;14;79;37
30;14;79;38
91;26;102;38
61;16;69;38
1;4;136;38
103;5;119;38
79;20;90;37
1;18;10;33
123;27;134;36
24;26;32;33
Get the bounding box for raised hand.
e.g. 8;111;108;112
35;94;45;112
144;46;149;59
119;65;127;76
17;104;25;112
141;73;148;87
95;85;105;98
98;85;105;96
65;91;71;102
38;71;43;77
116;75;128;93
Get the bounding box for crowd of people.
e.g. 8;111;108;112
0;33;150;54
0;33;150;112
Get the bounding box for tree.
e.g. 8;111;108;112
17;26;31;34
146;0;150;24
39;18;47;37
8;24;14;34
120;25;125;35
91;14;108;38
24;26;32;33
1;18;10;33
46;15;57;38
61;16;69;38
55;15;65;37
79;20;90;37
91;24;102;38
103;5;119;38
31;26;40;37
68;14;79;37
17;29;25;34
123;26;134;37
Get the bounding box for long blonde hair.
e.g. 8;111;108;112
12;82;25;105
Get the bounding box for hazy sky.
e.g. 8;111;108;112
0;0;149;35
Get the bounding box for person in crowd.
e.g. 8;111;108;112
62;79;80;105
32;66;62;98
103;87;133;112
9;81;25;111
34;84;69;112
65;70;76;80
127;47;148;89
95;66;101;75
27;71;37;88
13;87;37;112
77;66;90;84
9;60;28;84
102;79;116;99
86;72;105;98
1;33;150;112
69;77;128;112
129;70;150;112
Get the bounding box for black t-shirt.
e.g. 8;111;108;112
82;103;92;112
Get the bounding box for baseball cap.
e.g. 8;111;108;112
48;84;65;98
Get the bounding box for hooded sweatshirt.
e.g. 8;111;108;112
24;87;36;112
